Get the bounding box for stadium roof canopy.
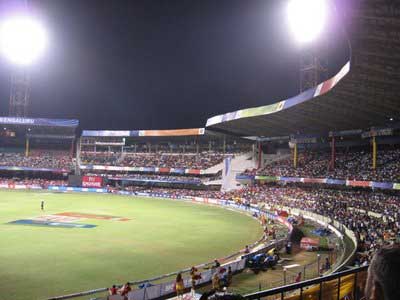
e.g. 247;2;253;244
205;0;400;138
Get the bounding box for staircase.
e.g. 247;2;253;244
221;152;256;192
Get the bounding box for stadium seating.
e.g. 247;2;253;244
80;151;227;169
251;148;400;182
0;177;67;187
0;151;74;170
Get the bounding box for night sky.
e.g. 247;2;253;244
0;0;349;130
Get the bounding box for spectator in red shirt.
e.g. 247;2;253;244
109;285;117;295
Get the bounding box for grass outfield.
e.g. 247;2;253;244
0;190;263;300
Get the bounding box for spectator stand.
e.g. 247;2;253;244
240;127;400;185
78;129;253;185
0;116;78;178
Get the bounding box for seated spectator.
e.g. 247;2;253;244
119;282;131;297
109;285;118;295
212;259;221;268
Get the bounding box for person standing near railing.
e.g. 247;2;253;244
175;273;185;300
295;272;302;283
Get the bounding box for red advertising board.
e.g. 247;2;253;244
82;176;103;188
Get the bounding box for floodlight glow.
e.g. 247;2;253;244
0;15;47;66
287;0;328;44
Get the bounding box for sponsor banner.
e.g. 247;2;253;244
329;129;362;137
0;166;68;173
326;178;346;185
254;175;279;181
82;176;103;188
0;183;42;190
82;130;130;137
393;183;400;190
371;182;393;190
48;186;108;193
236;174;254;180
361;128;393;139
315;61;350;96
303;178;327;184
280;177;302;183
0;116;78;127
206;100;285;127
171;168;185;174
300;237;320;250
139;128;205;137
346;180;372;187
277;216;293;232
27;134;75;140
290;136;318;144
82;128;205;137
186;169;201;175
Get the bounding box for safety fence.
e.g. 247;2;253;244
244;265;368;300
233;246;340;296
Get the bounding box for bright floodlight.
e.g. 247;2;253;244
0;15;47;66
287;0;328;44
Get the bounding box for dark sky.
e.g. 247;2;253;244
0;0;349;130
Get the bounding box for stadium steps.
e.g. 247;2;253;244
202;160;225;174
263;153;291;166
222;152;256;192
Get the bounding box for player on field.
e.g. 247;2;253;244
41;200;44;211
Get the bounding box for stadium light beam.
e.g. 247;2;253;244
287;0;328;44
0;15;48;66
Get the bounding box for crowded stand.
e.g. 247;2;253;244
0;177;67;188
107;174;203;182
80;151;227;169
252;147;400;182
0;151;74;171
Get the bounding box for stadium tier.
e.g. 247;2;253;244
245;146;400;182
80;152;227;169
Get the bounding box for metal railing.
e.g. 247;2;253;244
244;266;368;300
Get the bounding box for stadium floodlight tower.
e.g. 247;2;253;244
0;12;47;117
287;0;328;92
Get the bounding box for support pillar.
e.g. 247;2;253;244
372;136;377;170
331;136;336;170
293;143;298;168
70;139;74;158
25;138;29;157
258;142;262;169
223;136;226;154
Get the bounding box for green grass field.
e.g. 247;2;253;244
0;190;262;300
